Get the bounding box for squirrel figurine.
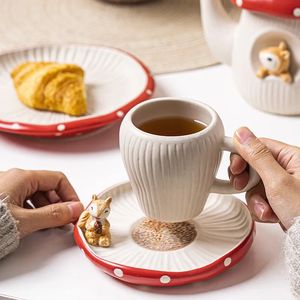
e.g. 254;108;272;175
77;195;112;247
256;41;292;84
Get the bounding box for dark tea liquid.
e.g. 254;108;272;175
138;116;207;136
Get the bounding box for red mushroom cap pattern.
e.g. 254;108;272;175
231;0;300;19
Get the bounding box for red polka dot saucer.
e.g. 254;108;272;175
0;44;154;138
74;182;255;287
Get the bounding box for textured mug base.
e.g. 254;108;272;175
131;218;197;251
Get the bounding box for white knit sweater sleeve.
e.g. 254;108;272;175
0;201;19;260
285;217;300;298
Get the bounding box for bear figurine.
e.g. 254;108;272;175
256;41;292;84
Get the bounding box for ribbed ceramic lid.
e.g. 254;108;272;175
231;0;300;18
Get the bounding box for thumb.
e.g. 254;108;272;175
27;201;84;232
234;127;285;183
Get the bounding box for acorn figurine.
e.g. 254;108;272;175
77;195;112;247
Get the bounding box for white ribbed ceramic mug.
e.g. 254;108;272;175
119;98;259;222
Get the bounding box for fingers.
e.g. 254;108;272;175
15;201;84;237
246;182;279;223
30;191;61;208
232;170;249;190
259;138;291;158
228;154;249;190
25;170;80;202
1;168;85;237
261;138;300;173
234;127;285;184
46;190;61;203
3;169;80;206
31;192;51;208
230;153;248;175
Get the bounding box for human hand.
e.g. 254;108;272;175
229;127;300;230
0;169;84;238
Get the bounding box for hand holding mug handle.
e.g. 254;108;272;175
210;136;260;194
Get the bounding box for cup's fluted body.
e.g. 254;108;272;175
119;98;225;222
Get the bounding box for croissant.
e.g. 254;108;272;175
11;62;87;116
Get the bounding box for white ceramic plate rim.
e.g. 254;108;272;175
0;44;154;136
76;181;253;272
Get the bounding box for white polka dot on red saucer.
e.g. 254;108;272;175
293;8;300;17
117;110;124;118
224;257;232;267
113;268;124;278
160;275;171;284
57;124;66;131
236;0;243;7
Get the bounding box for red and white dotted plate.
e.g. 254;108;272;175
0;45;154;137
74;182;255;287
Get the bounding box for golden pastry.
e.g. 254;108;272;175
11;62;87;116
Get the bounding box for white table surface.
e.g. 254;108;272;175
0;64;298;300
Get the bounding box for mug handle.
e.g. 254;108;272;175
210;136;260;194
